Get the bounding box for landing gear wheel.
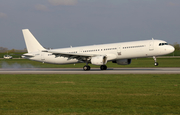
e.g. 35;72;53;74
154;62;159;66
100;65;107;70
153;56;159;66
87;66;91;70
83;65;91;71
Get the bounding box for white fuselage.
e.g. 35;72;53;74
24;39;174;64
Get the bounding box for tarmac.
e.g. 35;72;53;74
0;68;180;74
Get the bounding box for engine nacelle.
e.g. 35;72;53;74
112;59;131;65
91;56;107;65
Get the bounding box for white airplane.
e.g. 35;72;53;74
22;29;175;71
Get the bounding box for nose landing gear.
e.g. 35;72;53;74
153;56;159;66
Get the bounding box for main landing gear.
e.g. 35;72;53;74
153;56;159;66
83;65;107;71
83;65;91;71
100;65;107;70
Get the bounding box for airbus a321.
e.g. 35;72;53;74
22;29;175;71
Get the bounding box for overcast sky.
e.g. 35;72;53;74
0;0;180;49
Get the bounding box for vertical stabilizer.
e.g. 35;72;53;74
22;29;45;53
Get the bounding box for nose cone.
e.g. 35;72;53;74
167;45;175;54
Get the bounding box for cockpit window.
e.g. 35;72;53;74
159;43;168;46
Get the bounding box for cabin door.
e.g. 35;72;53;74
117;46;121;56
41;52;45;62
149;41;154;51
79;49;83;53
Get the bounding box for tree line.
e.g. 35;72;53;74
0;47;27;53
173;42;180;50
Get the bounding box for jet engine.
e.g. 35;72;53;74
91;56;107;65
112;59;131;65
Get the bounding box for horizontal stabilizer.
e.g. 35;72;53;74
22;53;34;57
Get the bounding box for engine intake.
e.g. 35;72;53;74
91;56;107;65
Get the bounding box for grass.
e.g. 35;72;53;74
0;74;180;114
1;58;180;68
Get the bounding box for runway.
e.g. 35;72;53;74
0;68;180;74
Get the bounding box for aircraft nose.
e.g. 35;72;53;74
169;45;175;53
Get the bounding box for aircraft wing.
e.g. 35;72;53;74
45;50;106;61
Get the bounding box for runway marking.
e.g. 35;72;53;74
0;68;180;74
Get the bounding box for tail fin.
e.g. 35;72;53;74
22;29;45;53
